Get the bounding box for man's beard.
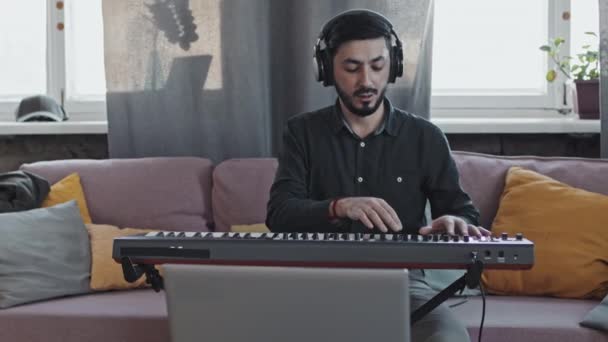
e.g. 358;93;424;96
335;83;388;117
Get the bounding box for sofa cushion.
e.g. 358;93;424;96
21;157;214;231
0;289;169;342
452;152;608;229
0;201;91;308
483;167;608;299
87;224;159;291
42;173;92;223
212;158;278;231
448;295;607;342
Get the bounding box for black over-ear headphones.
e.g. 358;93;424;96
313;9;404;87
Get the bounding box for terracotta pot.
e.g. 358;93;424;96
572;79;600;120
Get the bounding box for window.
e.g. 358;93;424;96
0;0;106;121
431;0;599;117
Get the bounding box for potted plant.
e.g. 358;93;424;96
540;32;600;119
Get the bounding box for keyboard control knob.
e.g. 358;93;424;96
463;235;470;242
515;233;523;241
442;235;450;242
501;232;508;240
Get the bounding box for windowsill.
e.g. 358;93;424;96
0;121;108;135
0;114;601;136
431;116;600;134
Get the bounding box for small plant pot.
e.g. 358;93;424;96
572;79;600;120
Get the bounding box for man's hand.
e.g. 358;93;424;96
334;197;402;232
418;215;491;237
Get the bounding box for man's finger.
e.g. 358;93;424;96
478;226;492;236
377;200;403;231
467;224;482;238
357;210;374;229
372;201;401;232
455;219;468;236
441;217;455;235
418;226;432;235
364;207;388;232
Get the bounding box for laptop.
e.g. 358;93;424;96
163;264;410;342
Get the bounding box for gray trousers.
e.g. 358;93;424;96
409;270;471;342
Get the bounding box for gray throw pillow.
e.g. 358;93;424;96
0;200;91;308
580;294;608;332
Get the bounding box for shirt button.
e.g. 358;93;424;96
397;177;403;183
360;142;366;148
357;177;364;183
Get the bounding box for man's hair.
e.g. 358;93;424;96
324;13;393;58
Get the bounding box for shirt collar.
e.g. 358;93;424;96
330;97;398;137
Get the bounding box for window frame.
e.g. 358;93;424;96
0;0;106;122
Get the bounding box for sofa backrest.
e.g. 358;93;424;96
21;157;214;231
453;151;608;229
211;158;278;231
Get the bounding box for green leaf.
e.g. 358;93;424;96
546;69;557;82
584;31;597;37
582;45;591;49
539;45;551;52
554;37;565;46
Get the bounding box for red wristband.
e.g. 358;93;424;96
329;198;342;220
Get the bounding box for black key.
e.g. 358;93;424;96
463;235;470;242
432;234;440;242
282;233;288;240
221;232;230;238
380;234;386;241
289;232;298;239
156;231;164;237
233;233;241;238
166;232;175;237
271;233;279;239
355;233;361;241
177;232;186;237
452;235;460;242
423;235;431;242
392;234;399;241
243;233;251;239
410;234;419;242
312;233;319;240
442;235;450;242
300;233;308;240
341;233;348;240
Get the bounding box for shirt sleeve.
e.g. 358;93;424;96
423;125;481;227
265;120;338;233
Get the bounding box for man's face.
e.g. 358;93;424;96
333;37;390;117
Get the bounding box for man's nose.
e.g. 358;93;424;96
358;66;373;87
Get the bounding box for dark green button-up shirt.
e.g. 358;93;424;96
266;97;479;234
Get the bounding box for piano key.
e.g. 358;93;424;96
146;232;158;237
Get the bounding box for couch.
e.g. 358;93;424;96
0;151;606;342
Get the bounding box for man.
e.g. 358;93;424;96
266;9;490;342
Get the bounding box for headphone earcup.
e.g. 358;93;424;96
320;49;334;86
389;45;404;83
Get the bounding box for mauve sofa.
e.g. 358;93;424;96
0;151;605;342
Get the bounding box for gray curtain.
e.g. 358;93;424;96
102;0;434;162
601;0;608;158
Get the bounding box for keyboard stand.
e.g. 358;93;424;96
121;257;164;292
411;255;484;325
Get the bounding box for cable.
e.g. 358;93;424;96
478;282;486;342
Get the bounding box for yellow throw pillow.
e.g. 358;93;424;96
87;224;160;291
482;167;608;299
42;173;92;224
231;223;270;233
